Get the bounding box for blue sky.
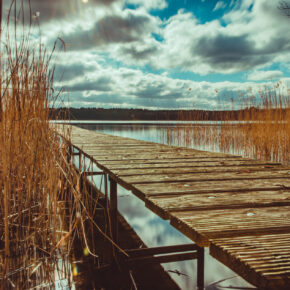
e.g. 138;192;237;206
14;0;290;109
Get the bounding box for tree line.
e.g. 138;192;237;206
49;107;289;121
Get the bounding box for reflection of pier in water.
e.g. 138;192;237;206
57;125;290;289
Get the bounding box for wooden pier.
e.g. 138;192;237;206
56;125;290;289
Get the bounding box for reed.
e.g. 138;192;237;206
162;83;289;164
0;1;110;288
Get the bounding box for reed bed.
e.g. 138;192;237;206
162;84;290;164
0;1;115;288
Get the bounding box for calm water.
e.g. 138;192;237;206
75;122;255;290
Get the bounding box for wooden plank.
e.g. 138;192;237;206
122;169;290;184
170;206;290;247
93;157;251;164
99;158;247;165
55;125;290;289
132;178;290;198
81;148;239;158
210;234;290;289
78;145;170;150
86;150;222;156
111;165;284;176
145;190;290;219
98;160;278;169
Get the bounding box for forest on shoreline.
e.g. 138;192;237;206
50;107;289;121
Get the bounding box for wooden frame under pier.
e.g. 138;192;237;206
56;125;290;289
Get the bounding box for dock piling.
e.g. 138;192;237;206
109;177;118;243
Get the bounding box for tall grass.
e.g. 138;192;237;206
0;2;124;287
0;1;99;288
162;84;290;164
0;1;70;288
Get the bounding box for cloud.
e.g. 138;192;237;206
213;1;227;11
41;0;290;77
54;62;96;82
145;0;290;74
32;0;290;111
54;53;290;110
25;0;119;22
126;0;168;10
64;76;113;92
192;33;269;72
119;45;158;60
248;70;283;81
58;9;158;51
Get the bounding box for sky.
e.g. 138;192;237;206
7;0;290;110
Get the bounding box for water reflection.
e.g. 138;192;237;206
77;123;256;289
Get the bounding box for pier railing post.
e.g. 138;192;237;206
109;177;118;244
197;246;204;290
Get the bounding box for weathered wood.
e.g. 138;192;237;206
170;206;290;246
54;124;290;289
145;190;290;219
197;247;204;290
132;178;290;198
110;178;118;243
85;149;240;157
210;234;290;289
112;165;285;176
125;243;199;257
122;169;290;184
100;157;245;164
97;160;279;169
125;252;198;266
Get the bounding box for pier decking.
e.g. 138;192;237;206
56;125;290;289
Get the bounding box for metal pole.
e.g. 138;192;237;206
109;177;118;243
197;246;204;290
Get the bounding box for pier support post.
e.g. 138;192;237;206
197;246;204;290
109;177;118;243
79;151;82;170
66;144;72;164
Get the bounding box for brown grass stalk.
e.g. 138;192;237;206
0;2;125;287
162;83;289;164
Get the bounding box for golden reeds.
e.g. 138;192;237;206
0;1;70;288
162;83;289;164
0;2;123;287
0;1;88;288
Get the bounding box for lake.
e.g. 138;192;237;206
74;121;256;290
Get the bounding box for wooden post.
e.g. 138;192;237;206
109;177;118;243
104;173;108;201
79;151;82;170
197;246;204;290
66;144;72;164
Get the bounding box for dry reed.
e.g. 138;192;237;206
162;83;289;164
0;1;114;288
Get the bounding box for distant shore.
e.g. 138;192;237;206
49;107;289;121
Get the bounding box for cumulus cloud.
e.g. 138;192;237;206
58;8;158;51
145;0;290;74
33;0;290;110
192;33;269;72
17;0;166;25
24;0;118;22
64;76;113;92
54;62;96;82
213;1;226;11
41;0;290;76
126;0;168;10
248;70;283;81
54;52;290;110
